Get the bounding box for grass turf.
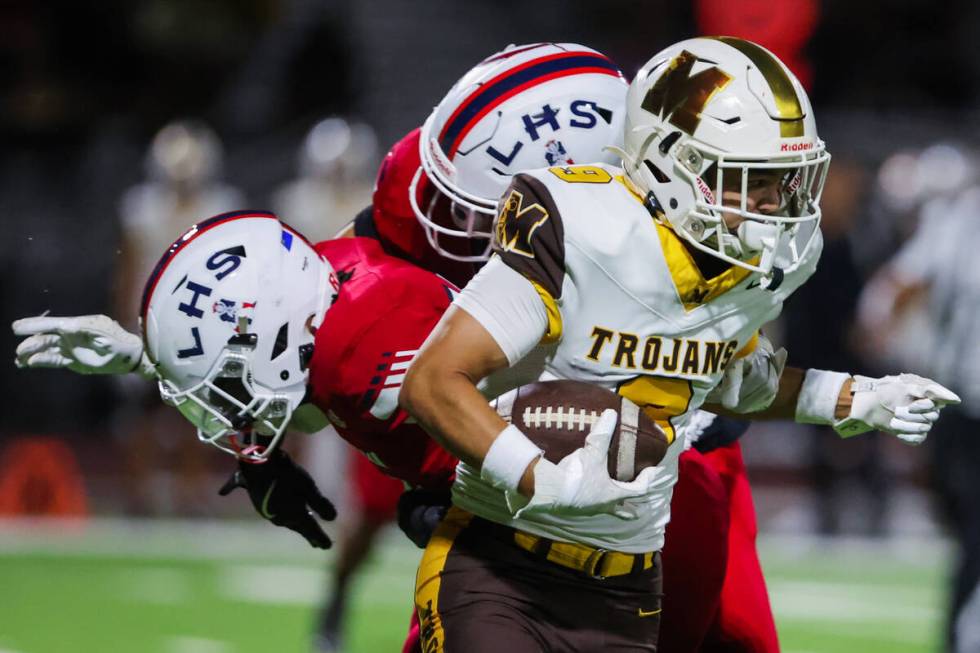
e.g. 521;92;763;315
0;522;948;653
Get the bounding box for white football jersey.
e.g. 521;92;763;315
452;163;822;553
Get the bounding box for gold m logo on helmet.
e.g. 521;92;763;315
495;189;549;259
641;50;732;135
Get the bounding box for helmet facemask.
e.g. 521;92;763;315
670;138;831;274
409;140;495;263
157;339;296;462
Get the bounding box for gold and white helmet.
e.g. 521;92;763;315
620;36;830;276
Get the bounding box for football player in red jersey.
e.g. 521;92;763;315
13;211;462;653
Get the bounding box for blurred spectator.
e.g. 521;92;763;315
115;120;246;326
781;157;887;535
857;143;978;278
112;119;246;515
272;116;377;240
855;149;980;652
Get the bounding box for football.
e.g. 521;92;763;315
489;379;670;481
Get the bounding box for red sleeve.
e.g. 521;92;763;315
307;244;459;489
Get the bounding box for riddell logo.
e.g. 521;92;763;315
695;176;715;204
780;141;815;152
428;140;456;180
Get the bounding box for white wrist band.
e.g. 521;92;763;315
796;369;852;425
480;424;543;493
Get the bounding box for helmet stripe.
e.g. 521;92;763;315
139;210;279;333
712;36;804;138
438;52;623;158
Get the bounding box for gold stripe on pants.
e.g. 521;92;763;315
415;506;473;653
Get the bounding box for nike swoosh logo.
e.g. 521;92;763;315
637;607;662;618
260;480;278;519
746;280;762;290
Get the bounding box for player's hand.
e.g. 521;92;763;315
396;488;452;549
706;333;787;413
218;448;337;549
511;409;655;520
835;373;961;444
12;314;150;376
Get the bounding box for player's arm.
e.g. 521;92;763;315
400;300;523;482
706;354;960;444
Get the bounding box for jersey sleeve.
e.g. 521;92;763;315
492;172;567;301
453;256;549;365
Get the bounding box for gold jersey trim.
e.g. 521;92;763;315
528;277;563;343
614;174;756;310
655;223;756;310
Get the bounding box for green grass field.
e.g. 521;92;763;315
0;520;948;653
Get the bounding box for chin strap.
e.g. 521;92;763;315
759;267;784;291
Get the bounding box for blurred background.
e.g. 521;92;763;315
2;1;980;652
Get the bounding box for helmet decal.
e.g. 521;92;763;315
543;139;572;166
640;50;732;135
140;211;276;327
711;36;804;137
437;51;622;158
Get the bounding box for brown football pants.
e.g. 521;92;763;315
415;507;662;653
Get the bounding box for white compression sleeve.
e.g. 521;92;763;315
453;256;550;366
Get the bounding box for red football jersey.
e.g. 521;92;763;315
307;237;459;489
370;128;480;289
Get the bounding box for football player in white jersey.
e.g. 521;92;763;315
400;37;960;652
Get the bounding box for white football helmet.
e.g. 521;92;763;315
619;37;831;276
412;42;628;262
140;211;333;461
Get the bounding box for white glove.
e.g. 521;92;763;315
12;314;154;377
834;373;960;444
706;334;787;413
507;409;656;520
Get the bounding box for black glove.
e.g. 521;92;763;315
692;416;752;454
219;448;337;549
397;487;452;549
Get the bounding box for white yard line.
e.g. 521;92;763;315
218;564;326;606
164;636;234;653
